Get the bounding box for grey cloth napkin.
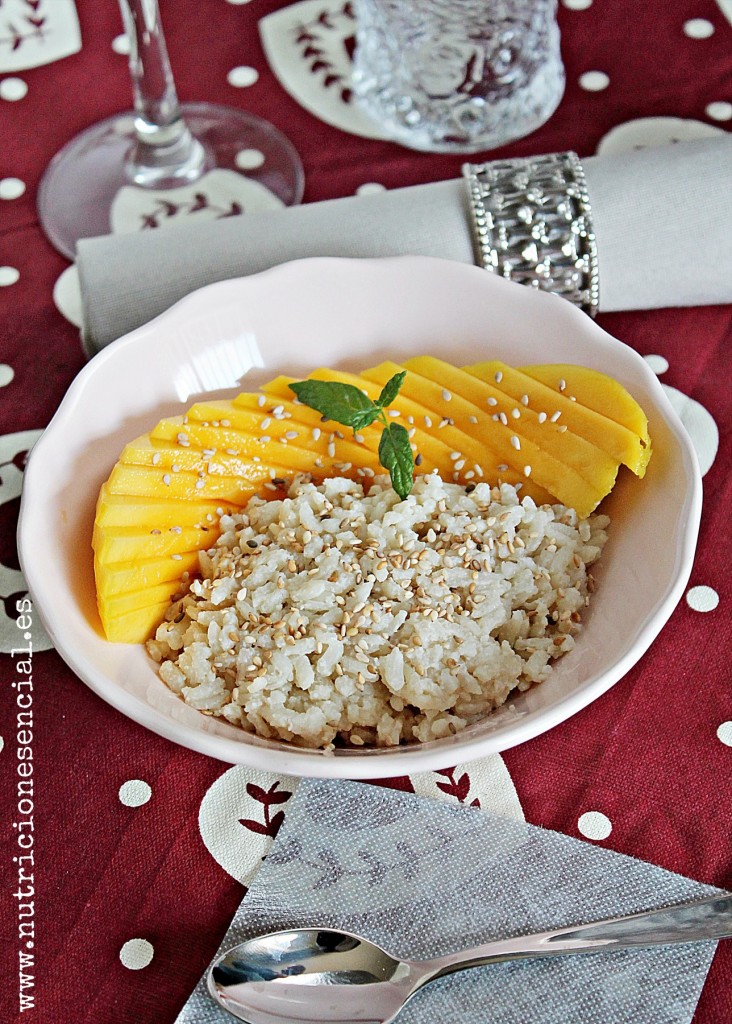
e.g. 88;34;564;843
77;137;732;352
175;778;722;1024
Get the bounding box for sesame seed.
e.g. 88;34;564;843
257;394;266;407
558;379;566;392
150;529;161;535
170;526;182;534
328;442;336;458
171;553;182;561
354;433;365;444
499;412;508;425
487;396;498;406
550;411;562;422
260;417;271;430
497;463;508;472
152;452;161;465
524;465;532;477
455;460;465;470
177;432;189;446
195;479;205;489
558;425;568;432
388;409;400;418
273;405;284;417
424;415;432;428
259;435;271;444
450;451;462;461
220;420;230;427
474;464;484;478
285;430;298;440
521;394;529;406
538;412;547;423
162;473;171;486
442;389;452;402
569;395;577;402
494;371;503;383
171;464;180;473
510;435;521;450
468;415;478;424
415;453;423;466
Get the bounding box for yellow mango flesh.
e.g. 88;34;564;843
521;363;650;436
514;363;651;476
95;551;200;596
403;357;618;513
94;357;651;643
94;485;233;530
98;578;187;618
103;602;177;645
93;522;208;563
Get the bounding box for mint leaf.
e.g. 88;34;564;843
376;371;406;411
290;379;376;427
378;423;414;500
350;407;382;433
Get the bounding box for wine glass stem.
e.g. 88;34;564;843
119;0;206;186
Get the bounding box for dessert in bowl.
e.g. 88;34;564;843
18;257;700;778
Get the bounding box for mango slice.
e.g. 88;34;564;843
466;362;651;477
400;357;617;515
103;602;177;645
93;357;651;643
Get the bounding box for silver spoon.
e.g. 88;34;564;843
208;892;732;1024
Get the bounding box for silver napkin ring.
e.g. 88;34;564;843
462;152;599;318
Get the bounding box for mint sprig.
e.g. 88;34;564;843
289;372;415;499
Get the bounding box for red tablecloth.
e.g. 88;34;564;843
1;2;730;1022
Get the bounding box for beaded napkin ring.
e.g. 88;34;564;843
462;152;600;317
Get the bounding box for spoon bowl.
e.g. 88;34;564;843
210;929;415;1024
209;893;732;1024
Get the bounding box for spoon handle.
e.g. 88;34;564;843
427;892;732;978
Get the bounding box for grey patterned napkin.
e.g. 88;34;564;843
175;778;722;1024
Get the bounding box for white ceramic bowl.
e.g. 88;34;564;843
18;257;701;778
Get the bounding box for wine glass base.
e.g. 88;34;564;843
38;102;305;259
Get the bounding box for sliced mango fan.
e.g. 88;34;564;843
93;358;651;643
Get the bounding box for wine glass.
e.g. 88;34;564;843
37;0;304;259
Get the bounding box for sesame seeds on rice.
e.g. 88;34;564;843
147;474;609;750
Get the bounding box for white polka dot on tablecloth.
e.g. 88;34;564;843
579;71;610;92
119;938;154;970
0;78;28;102
684;18;715;39
356;182;386;195
643;354;669;375
685;585;719;612
118;779;152;807
0;178;25;200
0;267;20;287
112;33;131;55
706;101;732;122
227;66;259;88
577;811;612;840
0;736;4;753
226;0;253;4
562;0;593;8
717;722;732;747
53;265;83;327
235;148;265;170
0;365;14;387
